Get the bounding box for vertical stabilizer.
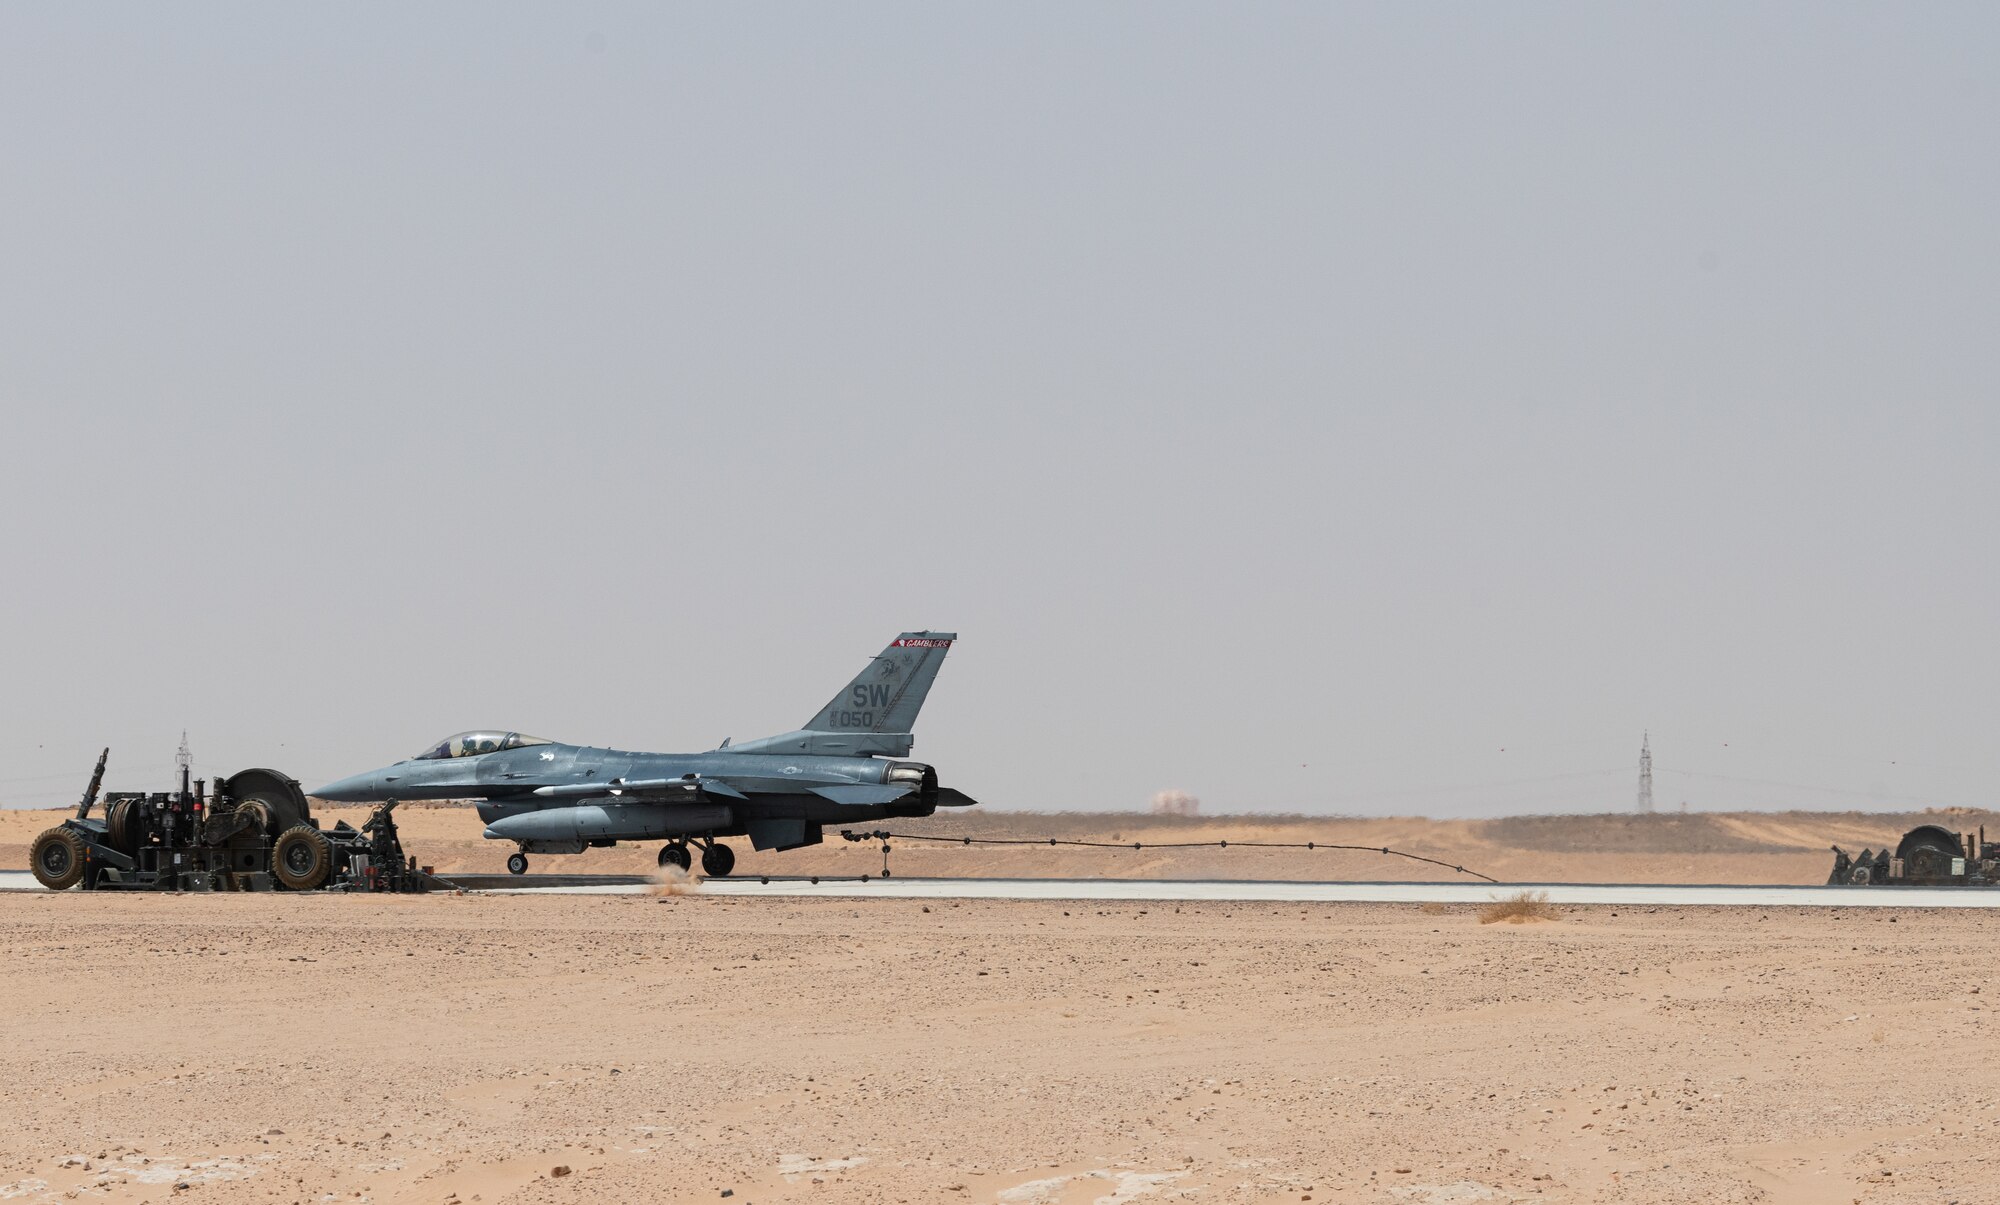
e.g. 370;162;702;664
721;632;957;757
804;632;955;735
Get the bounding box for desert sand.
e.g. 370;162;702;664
7;809;1997;1204
3;889;1997;1204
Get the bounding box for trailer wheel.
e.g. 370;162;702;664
31;827;88;891
272;825;334;890
1848;863;1875;885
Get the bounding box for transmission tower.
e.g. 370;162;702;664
1637;732;1654;813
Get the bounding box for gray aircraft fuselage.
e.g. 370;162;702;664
311;632;974;867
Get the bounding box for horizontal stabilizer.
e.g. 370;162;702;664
808;783;915;806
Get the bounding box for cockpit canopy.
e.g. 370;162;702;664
413;732;555;761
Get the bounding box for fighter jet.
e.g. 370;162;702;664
312;632;974;876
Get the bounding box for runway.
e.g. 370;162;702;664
659;876;2000;908
10;868;2000;907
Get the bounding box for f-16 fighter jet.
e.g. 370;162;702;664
312;632;974;876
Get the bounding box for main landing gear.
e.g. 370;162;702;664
657;838;734;877
507;851;529;875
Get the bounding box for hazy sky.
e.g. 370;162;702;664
2;5;1994;815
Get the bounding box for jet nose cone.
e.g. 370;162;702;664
311;771;379;803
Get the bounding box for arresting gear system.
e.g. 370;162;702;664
30;749;444;893
1830;824;1999;887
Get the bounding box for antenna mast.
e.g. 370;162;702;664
1637;732;1654;813
177;730;192;793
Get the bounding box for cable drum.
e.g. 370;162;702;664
219;769;310;834
104;797;140;854
233;800;274;837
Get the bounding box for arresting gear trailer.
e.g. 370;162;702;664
1830;823;1999;887
30;749;442;893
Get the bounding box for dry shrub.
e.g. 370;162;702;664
1479;890;1559;925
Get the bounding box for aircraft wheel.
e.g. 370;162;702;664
658;844;691;872
701;842;736;878
507;852;529;876
31;827;88;891
272;825;334;891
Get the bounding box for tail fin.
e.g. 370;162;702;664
722;632;956;758
804;632;955;735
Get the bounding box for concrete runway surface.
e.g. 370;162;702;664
10;868;2000;907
